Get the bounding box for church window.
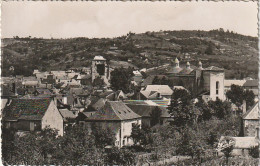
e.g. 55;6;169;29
216;81;219;95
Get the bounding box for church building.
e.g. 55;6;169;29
166;58;225;101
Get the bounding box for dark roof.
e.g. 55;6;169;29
35;88;52;95
86;101;141;121
69;88;89;96
59;109;76;120
92;98;106;110
243;80;258;87
126;104;171;118
3;98;52;120
203;66;224;71
42;78;56;85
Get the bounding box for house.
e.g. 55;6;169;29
243;102;259;137
141;85;173;99
84;101;141;147
125;103;172;127
2;98;65;135
133;70;143;85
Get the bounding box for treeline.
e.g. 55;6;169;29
2;125;136;165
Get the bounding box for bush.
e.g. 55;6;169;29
249;146;259;158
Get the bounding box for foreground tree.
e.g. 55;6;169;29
104;147;136;165
168;89;194;128
217;137;235;165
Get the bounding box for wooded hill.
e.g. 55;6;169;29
2;29;258;79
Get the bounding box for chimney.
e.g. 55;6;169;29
255;128;259;139
186;62;191;69
63;95;68;105
242;100;247;115
198;61;203;70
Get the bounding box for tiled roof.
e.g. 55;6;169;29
243;102;259;120
178;68;194;75
124;100;148;105
149;100;170;107
36;88;52;95
3;98;52;120
126;104;171;118
243;80;258;87
59;109;76;120
86;101;141;121
144;85;173;96
224;80;246;87
203;66;224;71
140;91;159;99
92;98;106;110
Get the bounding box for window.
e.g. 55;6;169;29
97;64;105;75
216;81;219;95
123;140;125;146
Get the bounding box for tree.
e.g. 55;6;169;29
91;123;116;148
130;123;142;146
244;90;255;109
195;98;213;121
110;67;134;93
93;76;105;89
217;137;235;165
150;108;162;126
205;44;214;55
249;145;259;158
208;98;231;119
168;89;194;128
226;84;255;110
152;76;160;84
130;123;153;147
104;147;136;165
226;84;245;108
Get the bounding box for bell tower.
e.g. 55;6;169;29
91;56;110;85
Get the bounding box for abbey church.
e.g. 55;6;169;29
166;58;225;101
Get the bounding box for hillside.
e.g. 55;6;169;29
1;29;258;79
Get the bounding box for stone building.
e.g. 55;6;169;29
83;101;141;147
243;102;259;137
166;58;224;101
91;56;110;86
2;98;73;136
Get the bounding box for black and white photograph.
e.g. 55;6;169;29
1;1;259;165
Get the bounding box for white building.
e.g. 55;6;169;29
84;101;141;147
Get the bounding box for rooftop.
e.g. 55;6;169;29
3;98;52;120
93;56;106;61
86;101;141;121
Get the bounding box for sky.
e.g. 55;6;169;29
1;1;258;38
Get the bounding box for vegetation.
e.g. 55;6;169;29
110;67;134;93
226;84;255;109
2;29;258;79
2;125;118;165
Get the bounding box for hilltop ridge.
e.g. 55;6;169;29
2;29;258;79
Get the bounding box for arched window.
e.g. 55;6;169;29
216;81;219;95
